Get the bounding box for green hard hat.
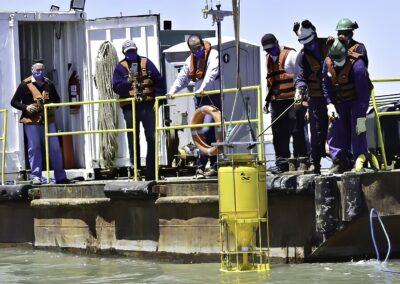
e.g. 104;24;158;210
336;18;356;31
329;38;347;62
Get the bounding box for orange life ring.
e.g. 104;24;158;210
191;105;223;156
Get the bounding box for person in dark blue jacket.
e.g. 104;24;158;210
11;62;71;185
322;38;371;174
293;20;329;174
112;40;165;180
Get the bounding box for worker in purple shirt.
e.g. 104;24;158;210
336;18;368;67
293;20;329;174
322;38;371;174
112;39;165;180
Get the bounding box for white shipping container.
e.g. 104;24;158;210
0;10;161;180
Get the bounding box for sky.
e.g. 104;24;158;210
1;0;400;94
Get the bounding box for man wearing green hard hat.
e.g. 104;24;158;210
322;38;371;174
336;18;368;67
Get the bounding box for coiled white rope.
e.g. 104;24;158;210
95;41;119;168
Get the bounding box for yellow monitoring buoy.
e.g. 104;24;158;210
218;155;270;272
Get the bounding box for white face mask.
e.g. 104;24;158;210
334;59;346;67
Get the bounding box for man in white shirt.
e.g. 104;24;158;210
168;35;221;178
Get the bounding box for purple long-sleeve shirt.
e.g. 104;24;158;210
112;54;165;100
322;58;371;107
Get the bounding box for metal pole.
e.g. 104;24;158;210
1;110;7;185
132;98;138;181
155;99;160;181
44;106;50;183
216;3;225;144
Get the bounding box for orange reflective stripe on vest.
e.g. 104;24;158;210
325;52;361;103
266;47;295;100
189;40;212;81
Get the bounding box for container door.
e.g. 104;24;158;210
0;13;25;177
84;15;161;170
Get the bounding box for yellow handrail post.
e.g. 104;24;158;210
370;78;400;170
44;105;50;183
256;85;263;161
1;110;8;185
371;89;388;170
131;98;138;181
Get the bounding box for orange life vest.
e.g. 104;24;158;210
189;40;212;81
20;76;55;124
120;57;155;106
303;38;329;97
266;47;296;100
325;52;362;103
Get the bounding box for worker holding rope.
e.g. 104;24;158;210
167;34;221;179
112;40;165;181
261;33;309;174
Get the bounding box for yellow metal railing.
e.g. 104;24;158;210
154;85;264;181
0;109;8;185
44;98;138;183
370;78;400;170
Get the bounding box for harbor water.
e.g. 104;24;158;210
0;248;399;283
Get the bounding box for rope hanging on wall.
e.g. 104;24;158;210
95;41;119;168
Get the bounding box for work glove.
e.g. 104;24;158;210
327;103;339;121
127;74;133;84
294;89;304;110
26;104;39;114
165;93;174;100
195;90;205;97
326;36;335;47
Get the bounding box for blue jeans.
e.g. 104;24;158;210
122;102;155;179
24;123;67;181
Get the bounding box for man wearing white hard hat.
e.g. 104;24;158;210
293;20;329;174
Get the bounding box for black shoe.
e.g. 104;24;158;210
306;164;321;175
193;169;206;179
297;157;310;171
145;175;155;181
204;169;218;178
328;159;351;175
267;165;288;174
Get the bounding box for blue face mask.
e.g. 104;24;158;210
305;39;318;51
125;50;137;62
193;49;205;57
267;45;280;56
32;70;44;81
